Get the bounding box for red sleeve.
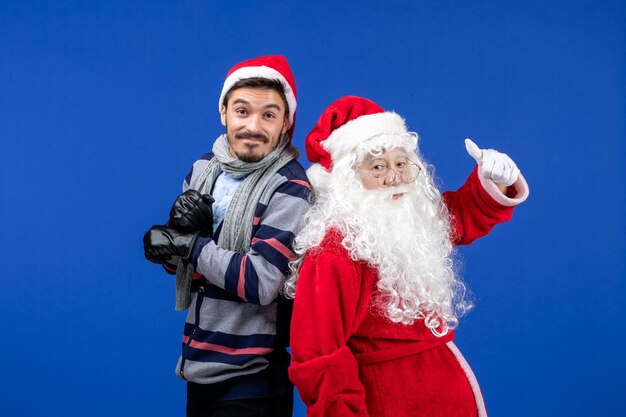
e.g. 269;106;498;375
289;241;370;417
443;166;517;246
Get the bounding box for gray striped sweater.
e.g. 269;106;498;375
164;152;311;400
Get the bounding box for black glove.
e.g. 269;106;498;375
143;225;199;264
169;190;215;236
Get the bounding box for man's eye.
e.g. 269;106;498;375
396;161;407;169
264;113;276;119
235;108;247;115
372;165;385;172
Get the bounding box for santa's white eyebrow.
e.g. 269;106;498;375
363;156;386;166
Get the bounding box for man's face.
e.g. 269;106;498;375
220;87;289;163
356;147;418;199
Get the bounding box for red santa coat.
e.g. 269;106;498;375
289;168;522;417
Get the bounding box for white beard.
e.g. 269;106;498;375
287;157;472;336
343;181;466;333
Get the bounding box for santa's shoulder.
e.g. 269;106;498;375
309;228;350;258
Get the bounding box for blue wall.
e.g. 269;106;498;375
1;1;624;415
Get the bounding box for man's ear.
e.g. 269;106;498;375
281;116;289;134
220;106;227;126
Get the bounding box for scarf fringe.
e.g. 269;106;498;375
175;261;194;311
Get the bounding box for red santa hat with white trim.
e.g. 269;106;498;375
218;55;297;137
305;96;409;188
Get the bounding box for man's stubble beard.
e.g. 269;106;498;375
234;145;265;163
226;127;275;163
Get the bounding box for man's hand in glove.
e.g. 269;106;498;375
169;190;215;236
143;225;199;264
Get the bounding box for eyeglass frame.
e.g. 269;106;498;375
356;157;423;188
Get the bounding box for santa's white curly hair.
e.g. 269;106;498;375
284;97;472;336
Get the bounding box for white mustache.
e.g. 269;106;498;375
377;184;413;200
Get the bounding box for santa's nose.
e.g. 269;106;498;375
383;170;402;186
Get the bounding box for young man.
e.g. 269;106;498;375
143;56;311;417
285;96;529;416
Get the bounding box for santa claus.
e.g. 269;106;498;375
285;96;529;417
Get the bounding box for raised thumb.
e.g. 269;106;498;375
464;138;483;164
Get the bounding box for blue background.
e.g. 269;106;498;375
1;1;624;415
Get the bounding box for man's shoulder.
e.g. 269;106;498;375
188;152;215;172
184;152;215;188
195;151;215;163
276;158;308;181
267;159;311;202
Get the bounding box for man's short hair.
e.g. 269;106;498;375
222;77;289;118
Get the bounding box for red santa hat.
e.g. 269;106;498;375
218;55;297;137
305;96;408;171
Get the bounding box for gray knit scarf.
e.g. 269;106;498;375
175;133;298;310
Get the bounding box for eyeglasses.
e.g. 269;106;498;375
358;159;422;187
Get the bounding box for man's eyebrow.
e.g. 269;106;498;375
231;99;282;111
262;103;282;111
232;98;250;106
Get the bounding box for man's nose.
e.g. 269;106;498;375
247;114;262;131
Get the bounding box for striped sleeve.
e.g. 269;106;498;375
161;153;215;275
195;165;311;305
184;152;214;192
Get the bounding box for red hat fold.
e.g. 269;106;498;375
305;96;407;171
